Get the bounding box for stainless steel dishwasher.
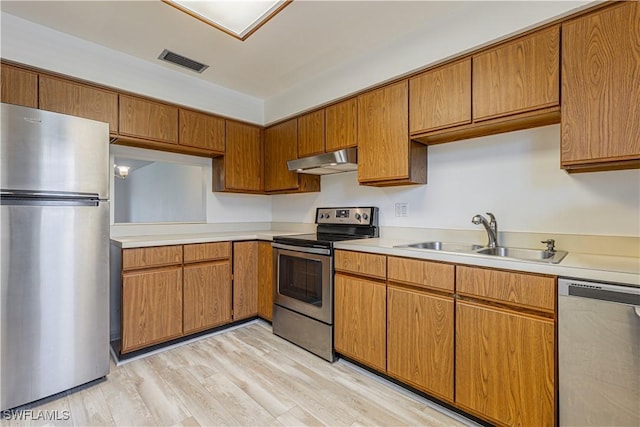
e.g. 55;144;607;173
559;278;640;427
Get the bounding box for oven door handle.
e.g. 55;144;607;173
272;242;331;256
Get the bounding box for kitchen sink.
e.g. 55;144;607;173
394;241;568;264
395;241;484;252
475;246;568;263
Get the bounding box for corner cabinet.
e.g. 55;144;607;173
264;118;320;194
561;2;640;172
358;80;427;186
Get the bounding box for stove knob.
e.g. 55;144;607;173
325;213;331;219
363;213;369;221
319;213;325;219
355;213;361;221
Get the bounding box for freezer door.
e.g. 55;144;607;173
0;200;110;410
0;103;110;199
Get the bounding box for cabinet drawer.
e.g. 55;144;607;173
456;266;555;312
387;257;454;292
122;245;183;270
183;242;231;263
334;250;386;279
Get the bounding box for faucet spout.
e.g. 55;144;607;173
472;212;498;248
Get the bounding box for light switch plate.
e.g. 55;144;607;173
395;203;408;217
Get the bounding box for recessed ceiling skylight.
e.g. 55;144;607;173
162;0;292;41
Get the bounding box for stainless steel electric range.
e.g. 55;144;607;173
272;206;379;362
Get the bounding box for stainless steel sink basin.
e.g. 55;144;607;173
395;241;484;252
394;241;568;264
475;246;568;263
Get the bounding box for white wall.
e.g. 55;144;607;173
272;125;640;237
264;1;591;122
0;12;264;124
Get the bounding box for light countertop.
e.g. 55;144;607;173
334;238;640;287
111;232;639;287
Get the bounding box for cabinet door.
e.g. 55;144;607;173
325;98;357;151
357;80;426;185
257;242;274;321
387;286;454;401
334;273;386;371
121;266;183;353
473;26;559;121
0;64;38;108
179;109;225;152
456;301;555;426
410;59;471;133
233;241;258;320
264;118;299;192
297;110;325;157
561;2;640;167
119;94;178;143
39;75;118;133
223;120;263;191
183;260;232;334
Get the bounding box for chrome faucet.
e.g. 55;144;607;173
472;212;498;248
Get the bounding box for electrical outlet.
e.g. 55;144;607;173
395;203;409;217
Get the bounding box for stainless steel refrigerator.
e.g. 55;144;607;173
1;103;110;410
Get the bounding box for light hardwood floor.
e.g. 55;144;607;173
1;322;472;427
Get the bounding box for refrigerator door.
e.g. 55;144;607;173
0;103;110;199
0;200;110;410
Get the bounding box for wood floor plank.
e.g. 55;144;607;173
66;386;116;427
147;353;241;427
124;359;192;426
0;322;469;427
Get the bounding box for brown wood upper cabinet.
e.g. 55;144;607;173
561;2;640;172
213;120;263;193
472;26;560;121
409;59;471;134
179;108;225;153
39;75;118;133
119;94;178;144
325;97;357;151
297;109;325;157
358;80;427;186
264;118;320;193
1;63;38;108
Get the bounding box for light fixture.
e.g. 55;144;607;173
162;0;293;41
114;165;130;180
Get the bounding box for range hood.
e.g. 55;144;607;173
287;148;357;175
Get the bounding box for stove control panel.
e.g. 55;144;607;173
316;207;377;225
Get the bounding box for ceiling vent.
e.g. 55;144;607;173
158;49;209;73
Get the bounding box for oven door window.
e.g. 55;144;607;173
278;254;323;306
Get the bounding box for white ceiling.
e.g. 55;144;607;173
0;0;593;103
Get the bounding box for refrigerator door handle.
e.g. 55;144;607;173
1;189;100;199
0;198;100;207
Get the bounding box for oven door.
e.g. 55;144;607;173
273;243;333;324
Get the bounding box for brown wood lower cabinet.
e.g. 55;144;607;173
183;260;232;334
334;273;386;372
387;285;454;402
257;242;274;321
233;241;259;320
455;300;555;426
121;266;183;353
